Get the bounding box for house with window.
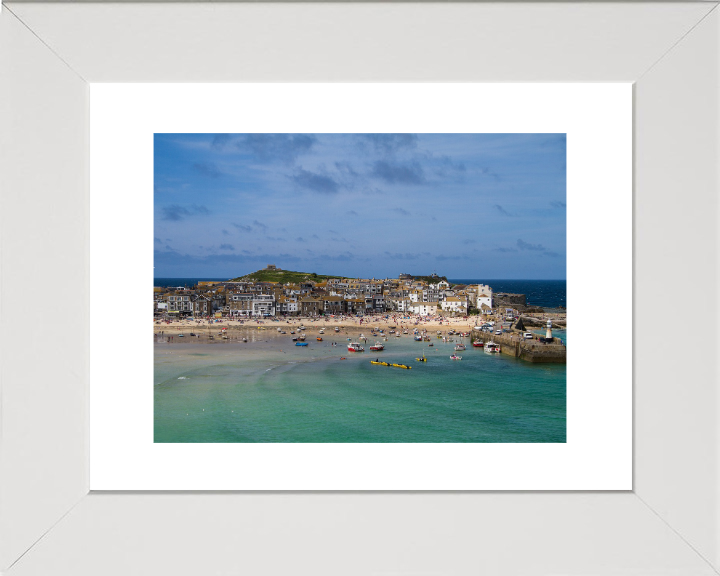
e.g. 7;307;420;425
441;296;468;315
227;293;253;316
409;301;439;316
167;292;193;314
252;294;276;317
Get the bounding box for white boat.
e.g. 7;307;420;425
369;342;384;351
484;341;501;353
450;354;462;360
348;342;365;352
334;327;340;332
319;329;325;334
414;335;423;341
454;343;466;351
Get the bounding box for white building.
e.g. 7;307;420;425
252;294;276;316
474;284;493;310
409;301;439;316
441;296;468;314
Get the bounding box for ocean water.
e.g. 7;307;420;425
155;335;566;443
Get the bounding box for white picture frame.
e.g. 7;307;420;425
1;2;719;574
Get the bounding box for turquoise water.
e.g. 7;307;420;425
155;337;566;443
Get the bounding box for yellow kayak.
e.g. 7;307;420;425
370;361;411;369
415;357;427;362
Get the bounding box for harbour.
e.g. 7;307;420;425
155;331;566;443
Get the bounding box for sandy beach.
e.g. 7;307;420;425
153;312;567;340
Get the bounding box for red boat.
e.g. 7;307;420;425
369;342;384;351
348;342;364;352
472;340;484;347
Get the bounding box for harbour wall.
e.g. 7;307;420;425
471;328;566;364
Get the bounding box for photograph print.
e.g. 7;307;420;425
154;133;567;443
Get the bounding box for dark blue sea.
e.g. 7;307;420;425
155;278;566;309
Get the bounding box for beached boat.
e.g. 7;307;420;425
484;342;501;353
319;329;324;334
292;337;298;341
334;327;339;332
414;335;422;341
450;354;462;360
369;342;384;351
317;337;323;341
348;342;364;352
298;334;306;341
428;343;433;346
296;342;308;347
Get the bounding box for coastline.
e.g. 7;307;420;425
154;312;566;336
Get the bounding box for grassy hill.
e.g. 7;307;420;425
230;269;339;283
231;269;450;285
413;275;449;284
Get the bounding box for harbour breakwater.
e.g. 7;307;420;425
472;328;567;364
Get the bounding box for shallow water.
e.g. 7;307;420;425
155;336;566;443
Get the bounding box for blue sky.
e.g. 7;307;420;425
154;133;566;279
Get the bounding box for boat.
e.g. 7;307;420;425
292;337;298;341
371;361;411;369
277;328;282;332
403;329;409;334
450;354;462;360
484;341;501;353
414;335;422;341
290;331;295;334
296;342;308;347
348;342;364;352
242;337;247;342
189;332;196;336
298;334;306;341
319;329;325;334
317;337;323;341
428;343;433;346
395;333;401;338
454;344;466;351
178;334;184;337
369;342;384;351
472;340;484;347
416;355;427;362
334;327;340;332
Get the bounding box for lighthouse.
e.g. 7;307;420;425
546;319;553;340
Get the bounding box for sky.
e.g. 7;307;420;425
154;133;566;279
